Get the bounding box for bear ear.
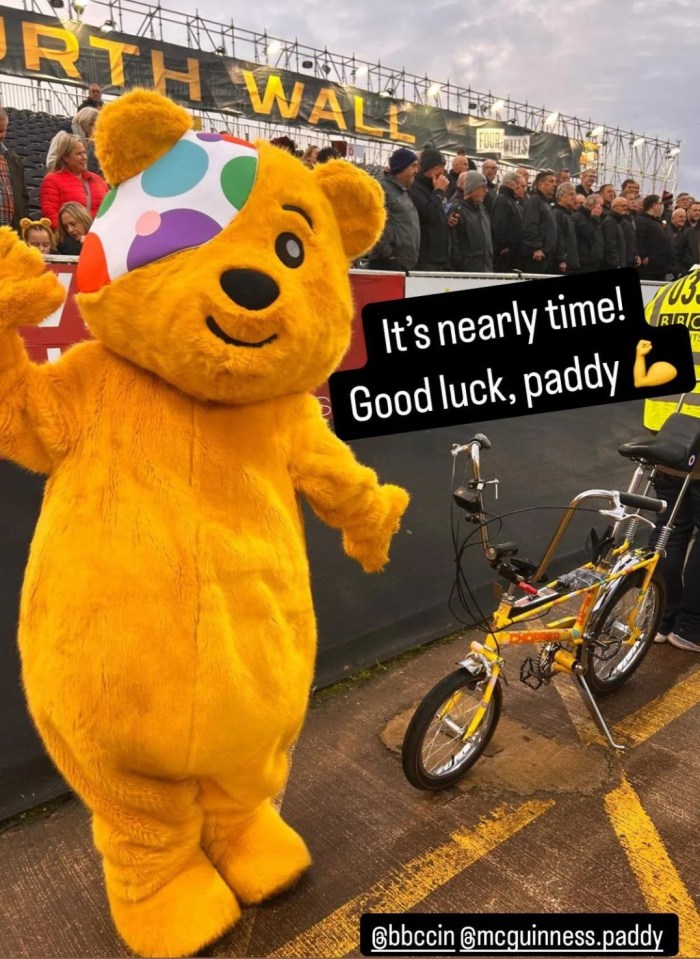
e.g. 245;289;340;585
95;88;192;186
314;160;386;260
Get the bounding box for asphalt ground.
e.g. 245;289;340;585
1;625;699;959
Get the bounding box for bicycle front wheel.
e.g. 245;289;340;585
579;573;665;696
402;669;502;790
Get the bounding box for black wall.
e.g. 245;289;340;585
0;400;646;820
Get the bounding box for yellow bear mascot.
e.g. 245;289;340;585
0;89;409;958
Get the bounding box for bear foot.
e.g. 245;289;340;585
206;802;311;905
108;851;240;958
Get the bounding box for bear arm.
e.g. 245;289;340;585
0;332;83;474
288;395;410;572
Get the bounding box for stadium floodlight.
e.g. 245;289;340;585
101;18;115;31
667;147;680;157
49;0;65;8
214;46;226;56
588;125;604;138
427;83;442;97
301;59;314;69
488;98;505;113
632;136;646;148
266;40;282;56
544;110;559;127
72;0;85;13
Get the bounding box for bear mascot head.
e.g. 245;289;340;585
0;89;409;958
76;90;384;405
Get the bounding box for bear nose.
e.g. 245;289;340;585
219;269;280;311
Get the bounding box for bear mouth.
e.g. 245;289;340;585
206;316;278;348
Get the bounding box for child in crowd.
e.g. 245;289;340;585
19;217;55;255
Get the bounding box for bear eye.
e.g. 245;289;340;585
275;232;304;268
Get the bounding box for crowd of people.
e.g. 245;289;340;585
0;90;349;258
367;146;700;281
0;83;106;256
1;87;697;284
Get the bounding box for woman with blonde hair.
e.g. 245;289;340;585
56;201;93;255
48;106;101;174
39;132;108;229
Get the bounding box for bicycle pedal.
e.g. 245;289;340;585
520;658;546;690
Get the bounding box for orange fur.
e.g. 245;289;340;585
0;90;407;959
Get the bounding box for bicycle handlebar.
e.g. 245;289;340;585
451;434;668;580
618;492;667;513
452;433;492;459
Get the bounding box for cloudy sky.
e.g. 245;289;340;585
187;0;699;195
6;0;698;194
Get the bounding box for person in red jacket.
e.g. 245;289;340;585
39;133;108;229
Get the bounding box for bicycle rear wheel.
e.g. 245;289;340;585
402;669;502;790
579;573;665;696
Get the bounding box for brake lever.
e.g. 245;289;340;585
599;508;655;529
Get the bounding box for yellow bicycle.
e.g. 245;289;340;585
402;407;700;790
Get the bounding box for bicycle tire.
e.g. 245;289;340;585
402;668;502;790
579;572;665;697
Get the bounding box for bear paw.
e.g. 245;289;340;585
107;851;240;958
344;483;410;573
205;802;311;905
0;227;66;330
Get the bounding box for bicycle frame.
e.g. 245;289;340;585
457;553;660;748
449;425;691;750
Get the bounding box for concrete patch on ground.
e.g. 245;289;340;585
381;707;611;796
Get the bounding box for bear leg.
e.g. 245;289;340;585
199;778;311;905
87;767;240;958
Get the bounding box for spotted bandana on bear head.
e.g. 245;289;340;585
77;131;258;293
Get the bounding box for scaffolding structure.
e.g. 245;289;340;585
15;0;682;192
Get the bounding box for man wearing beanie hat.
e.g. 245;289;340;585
410;148;456;271
368;147;420;271
450;171;493;273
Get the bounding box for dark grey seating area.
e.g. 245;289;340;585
4;107;71;216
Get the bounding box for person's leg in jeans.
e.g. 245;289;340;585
650;473;700;649
670;480;700;649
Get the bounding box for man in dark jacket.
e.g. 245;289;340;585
601;197;627;269
445;154;468;200
79;82;104;111
677;201;700;275
666;206;687;278
369;148;421;271
516;166;532;206
482;159;498;215
553;183;579;273
576;169;596;197
491;171;525;271
449;171;493;273
636;195;673;280
598;183;616;219
616;197;640;269
410;148;455;271
573;194;604;272
520;169;560;273
0;108;29;234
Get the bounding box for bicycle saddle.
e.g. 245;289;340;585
619;412;700;472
